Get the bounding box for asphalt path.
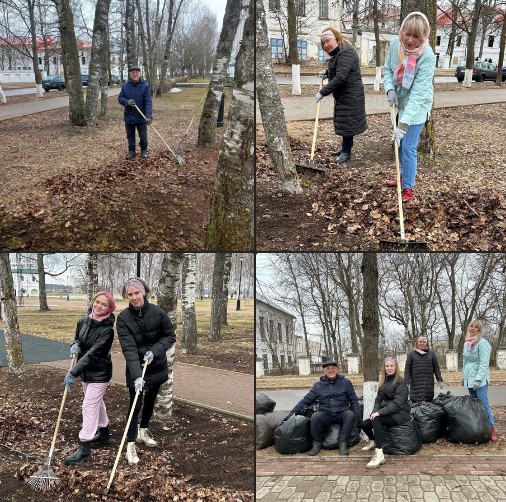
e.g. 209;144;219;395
263;385;506;410
276;75;457;85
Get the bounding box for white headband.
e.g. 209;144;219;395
321;30;336;40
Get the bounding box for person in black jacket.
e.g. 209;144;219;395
404;336;443;402
117;277;176;466
286;359;361;456
316;27;367;164
360;356;411;469
64;291;116;465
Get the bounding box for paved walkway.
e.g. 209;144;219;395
257;87;506;123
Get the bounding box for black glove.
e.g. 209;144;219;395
146;118;152;125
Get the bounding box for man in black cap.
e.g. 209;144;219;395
285;359;360;456
118;65;153;159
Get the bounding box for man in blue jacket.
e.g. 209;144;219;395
118;66;153;159
287;359;361;456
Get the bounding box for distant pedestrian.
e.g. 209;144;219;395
117;277;176;465
462;319;497;442
383;11;436;202
360;356;411;469
118;66;152;160
64;291;116;465
284;359;361;456
404;335;444;402
316;27;367;164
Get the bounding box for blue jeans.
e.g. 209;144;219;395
398;122;424;189
469;383;494;426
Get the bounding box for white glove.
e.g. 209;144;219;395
144;351;154;365
392;127;405;146
134;377;144;393
315;92;323;103
438;382;444;389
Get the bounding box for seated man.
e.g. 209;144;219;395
286;359;361;456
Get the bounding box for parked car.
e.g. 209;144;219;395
42;75;66;92
111;74;121;85
455;61;500;82
81;75;89;86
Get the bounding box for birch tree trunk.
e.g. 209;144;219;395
373;0;382;92
84;0;112;125
206;0;254;250
197;0;242;146
0;86;6;104
135;0;151;85
222;253;232;325
181;253;197;354
287;0;301;95
495;13;506;87
256;0;302;195
51;0;86;126
37;254;49;311
155;252;184;417
125;0;137;67
209;253;226;341
0;254;24;373
86;253;99;307
463;0;482;88
28;0;44;98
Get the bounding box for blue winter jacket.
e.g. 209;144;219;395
383;36;436;126
289;374;361;419
462;337;492;388
118;78;152;124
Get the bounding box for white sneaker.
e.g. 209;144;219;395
361;440;376;451
366;448;385;469
136;427;158;447
126;442;139;465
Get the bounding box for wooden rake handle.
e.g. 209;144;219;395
391;103;406;240
106;362;149;493
310;76;324;161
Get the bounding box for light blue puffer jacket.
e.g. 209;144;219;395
383;36;436;126
462;337;492;388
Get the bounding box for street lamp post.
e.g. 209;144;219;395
236;256;244;311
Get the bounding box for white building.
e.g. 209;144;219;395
256;293;297;374
10;255;39;298
295;334;324;363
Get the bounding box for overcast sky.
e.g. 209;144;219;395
203;0;226;28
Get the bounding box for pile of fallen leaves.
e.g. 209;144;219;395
257;103;506;251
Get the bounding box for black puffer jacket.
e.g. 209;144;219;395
320;42;367;137
117;300;176;389
373;375;411;425
404;350;443;403
71;313;114;383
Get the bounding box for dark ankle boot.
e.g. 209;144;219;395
307;441;322;456
65;441;91;464
91;426;110;446
338;435;349;456
125;150;136;160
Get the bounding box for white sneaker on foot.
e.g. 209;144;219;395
137;427;158;447
126;442;139;465
361;440;376;451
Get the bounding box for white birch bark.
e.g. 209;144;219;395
181;253;197;354
291;64;301;95
374;67;381;92
0;85;6;104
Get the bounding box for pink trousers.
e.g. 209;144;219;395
79;382;109;442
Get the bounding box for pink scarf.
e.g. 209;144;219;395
89;311;111;322
465;335;478;351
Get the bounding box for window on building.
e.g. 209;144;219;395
456;35;462;47
285;326;289;344
53;56;57;64
436;36;441;46
259;316;265;339
278;323;282;342
262;354;269;370
297;0;306;16
269;319;274;340
297;40;307;61
288;355;293;366
269;0;280;11
81;56;86;64
270;38;284;61
38;57;42;65
318;46;326;62
280;354;286;367
488;35;494;48
319;0;329;18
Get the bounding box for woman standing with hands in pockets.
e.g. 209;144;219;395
117;278;176;465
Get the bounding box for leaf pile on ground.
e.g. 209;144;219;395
256;103;506;251
0;88;226;250
0;366;253;501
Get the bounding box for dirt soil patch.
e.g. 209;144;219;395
0;88;228;251
0;365;254;501
256;102;506;251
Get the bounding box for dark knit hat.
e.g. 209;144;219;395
128;65;141;72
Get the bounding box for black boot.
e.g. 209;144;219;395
307;441;322;456
330;149;342;156
140;150;148;159
338;435;349;456
65;441;91;465
91;426;110;446
335;152;351;163
125;150;136;160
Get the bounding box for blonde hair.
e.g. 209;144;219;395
378;356;401;386
467;319;484;339
121;277;151;300
320;26;346;50
413;336;429;349
400;12;430;42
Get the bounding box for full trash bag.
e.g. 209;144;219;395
432;391;455;409
256;411;287;450
322;421;361;449
443;396;491;444
411;401;445;443
273;414;312;454
382;419;422;455
255;392;276;414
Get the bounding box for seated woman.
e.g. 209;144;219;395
360;356;411;469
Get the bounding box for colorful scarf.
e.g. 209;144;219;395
89;311;111;322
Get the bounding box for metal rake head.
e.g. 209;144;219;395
27;465;60;492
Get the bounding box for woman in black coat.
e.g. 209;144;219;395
117;277;176;465
64;291;116;465
316;27;367;164
404;336;443;402
360;357;411;469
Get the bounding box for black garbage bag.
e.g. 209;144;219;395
411;401;445;443
443;396;491;444
322;420;361;449
432;391;455;409
256;392;276;414
382;419;422;455
256;411;287;450
273;414;312;454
